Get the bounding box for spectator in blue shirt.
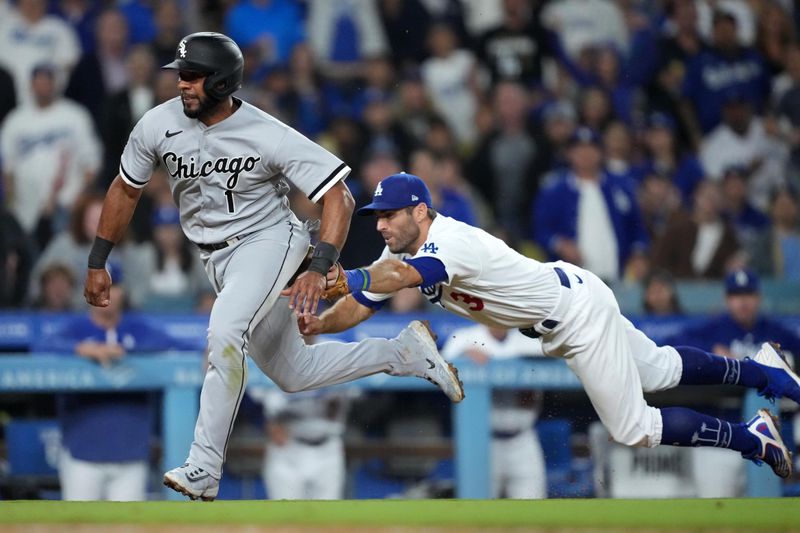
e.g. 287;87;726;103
682;10;769;137
224;0;305;68
533;127;649;281
32;270;192;500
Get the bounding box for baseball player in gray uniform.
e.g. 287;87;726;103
303;172;800;482
83;33;464;502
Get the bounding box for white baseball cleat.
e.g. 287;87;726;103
398;320;465;403
752;342;800;404
743;409;793;479
163;463;219;501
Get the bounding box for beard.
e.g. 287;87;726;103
182;92;220;119
387;222;420;254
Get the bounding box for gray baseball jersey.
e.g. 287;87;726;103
119;96;350;244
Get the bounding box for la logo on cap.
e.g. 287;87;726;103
411;195;419;201
735;270;749;286
374;182;383;197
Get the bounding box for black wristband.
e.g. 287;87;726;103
88;236;115;269
307;241;339;275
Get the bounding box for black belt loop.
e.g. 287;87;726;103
294;436;331;446
492;429;523;440
194;235;243;252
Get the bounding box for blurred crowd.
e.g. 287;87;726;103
1;0;800;314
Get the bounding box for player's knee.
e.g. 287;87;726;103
608;426;656;448
270;374;304;393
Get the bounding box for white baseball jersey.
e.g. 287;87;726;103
360;215;561;328
119;97;350;244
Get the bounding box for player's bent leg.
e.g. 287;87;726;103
621;316;683;392
249;305;464;402
672;345;767;390
660;406;792;479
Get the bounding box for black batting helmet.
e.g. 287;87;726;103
162;32;243;100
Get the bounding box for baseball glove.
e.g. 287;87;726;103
322;262;349;302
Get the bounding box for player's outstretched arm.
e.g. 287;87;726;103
84;175;143;307
324;259;424;301
286;181;355;316
298;294;376;335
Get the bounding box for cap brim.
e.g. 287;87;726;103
356;201;408;216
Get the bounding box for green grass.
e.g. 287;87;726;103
0;499;797;530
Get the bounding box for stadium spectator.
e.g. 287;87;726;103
361;92;414;166
765;186;800;281
378;0;436;69
774;44;800;176
695;1;755;47
533;127;649;282
682;10;769;136
541;0;628;60
720;166;770;271
642;268;683;317
117;0;156;45
148;0;184;67
32;271;192;501
224;0;304;69
249;387;353;500
699;93;789;212
0;65;101;249
65;9;130;124
442;324;547;499
420;22;481;147
0;207;35;308
602;121;636;182
755;0;795;75
0;63;16;125
99;45;157;187
409;149;476;226
645;0;703;151
146;205;208;309
468;81;537;239
637;171;683;243
529;100;575;179
306;0;388;81
652;180;742;279
282;43;330;138
577;87;613;133
29;190;155;310
53;0;102;55
32;262;75;312
0;0;81;106
669;268;800;497
394;70;440;148
475;0;549;86
635;111;704;206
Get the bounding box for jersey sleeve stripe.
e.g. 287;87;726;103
119;164;148;188
308;163;350;203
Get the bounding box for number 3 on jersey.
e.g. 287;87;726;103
450;291;484;311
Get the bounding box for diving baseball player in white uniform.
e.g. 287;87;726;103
298;173;800;481
83;33;463;502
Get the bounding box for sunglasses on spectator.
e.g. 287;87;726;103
178;71;205;82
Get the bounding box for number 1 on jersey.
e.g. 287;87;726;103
225;190;235;213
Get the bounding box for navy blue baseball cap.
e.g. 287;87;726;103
725;269;760;294
647;111;676;131
356;173;432;216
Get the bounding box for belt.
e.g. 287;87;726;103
193;235;245;252
519;266;573;339
294;436;331;447
492;429;524;440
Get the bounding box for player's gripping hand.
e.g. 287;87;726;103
282;270;326;316
321;262;350;302
84;267;112;307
